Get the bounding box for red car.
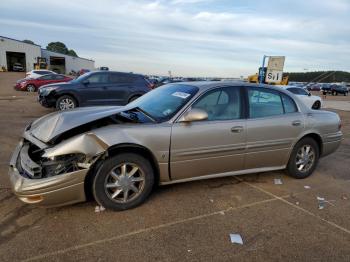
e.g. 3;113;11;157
14;74;73;92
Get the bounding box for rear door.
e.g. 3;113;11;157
245;87;304;169
107;73;133;105
170;86;246;180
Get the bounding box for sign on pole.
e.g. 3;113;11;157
265;56;285;83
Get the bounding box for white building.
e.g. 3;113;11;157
0;36;41;72
0;36;95;73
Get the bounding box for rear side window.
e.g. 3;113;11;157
53;75;65;80
109;73;134;83
281;94;298;113
248;89;284;118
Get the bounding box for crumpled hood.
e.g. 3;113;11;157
29;106;125;143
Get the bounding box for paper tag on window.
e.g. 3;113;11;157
172;92;190;99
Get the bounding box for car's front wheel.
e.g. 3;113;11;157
93;153;154;211
26;84;36;92
56;95;77;110
286;137;319;179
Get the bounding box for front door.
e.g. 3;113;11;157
245;87;304;169
170;86;246;181
80;72;110;105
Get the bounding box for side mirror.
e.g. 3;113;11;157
82;79;89;85
179;108;208;123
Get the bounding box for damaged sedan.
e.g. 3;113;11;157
8;82;342;210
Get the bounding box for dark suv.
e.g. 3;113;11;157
321;84;348;96
38;71;152;110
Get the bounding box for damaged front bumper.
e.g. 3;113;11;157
8;140;88;207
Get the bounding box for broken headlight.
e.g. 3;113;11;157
41;154;86;177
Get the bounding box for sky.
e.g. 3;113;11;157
0;0;349;77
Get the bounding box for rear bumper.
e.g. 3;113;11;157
8;140;88;207
322;131;342;157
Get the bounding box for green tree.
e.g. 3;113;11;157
46;42;79;57
23;39;35;45
67;49;78;57
47;42;69;54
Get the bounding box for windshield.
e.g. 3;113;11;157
70;72;92;83
127;84;199;122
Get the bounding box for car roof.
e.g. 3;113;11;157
172;81;293;92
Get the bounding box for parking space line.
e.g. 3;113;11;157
236;177;350;235
22;197;277;262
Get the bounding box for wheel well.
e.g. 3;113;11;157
83;144;160;201
128;94;142;103
300;133;323;155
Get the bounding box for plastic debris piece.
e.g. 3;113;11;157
229;234;243;245
317;197;325;210
304;185;311;189
187;249;192;253
295;201;300;205
209;199;214;203
95;206;106;212
341;194;348;200
274;178;283;185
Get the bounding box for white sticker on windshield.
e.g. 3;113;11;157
172;92;190;99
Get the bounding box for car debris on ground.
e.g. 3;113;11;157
274;178;283;185
95;206;106;212
229;234;243;245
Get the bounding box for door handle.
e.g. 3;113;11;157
292;120;301;126
231;126;244;133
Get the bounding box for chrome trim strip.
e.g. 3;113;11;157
160;165;285;185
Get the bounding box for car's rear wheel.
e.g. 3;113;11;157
312;101;321;110
287;137;319;179
56;95;77;110
93;153;154;211
26;84;36;92
344;92;348;96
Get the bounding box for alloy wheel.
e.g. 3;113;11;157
27;85;35;92
295;145;315;173
104;163;145;203
59;98;75;110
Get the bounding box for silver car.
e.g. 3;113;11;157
8;82;342;210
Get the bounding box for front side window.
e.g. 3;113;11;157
39;74;54;80
248;89;284;118
87;73;109;84
192;87;241;121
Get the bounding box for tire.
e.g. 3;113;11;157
128;95;141;103
56;95;77;110
286;137;319;179
93;153;154;211
26;84;36;92
344;92;348;96
312;101;321;110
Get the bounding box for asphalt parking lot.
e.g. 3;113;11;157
0;72;350;262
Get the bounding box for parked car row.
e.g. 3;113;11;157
320;84;348;96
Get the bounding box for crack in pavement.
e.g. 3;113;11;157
235;177;350;235
21;198;278;262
